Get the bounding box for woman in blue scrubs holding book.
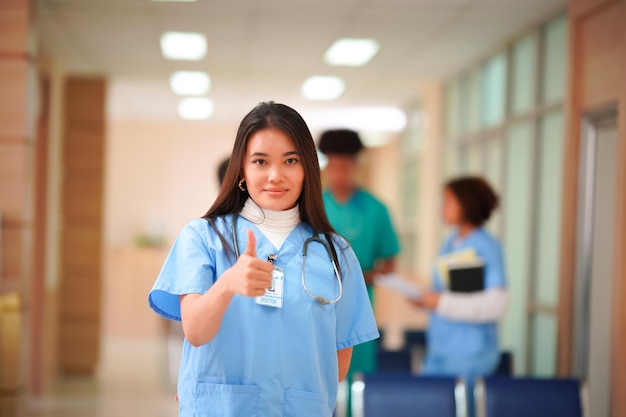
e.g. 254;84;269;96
149;102;378;417
415;176;508;380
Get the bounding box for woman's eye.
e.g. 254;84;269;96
253;159;266;166
286;158;299;165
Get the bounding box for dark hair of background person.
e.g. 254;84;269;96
217;158;230;186
203;101;341;261
445;176;499;226
318;129;364;156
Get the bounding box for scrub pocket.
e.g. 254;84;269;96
283;388;328;417
194;382;260;417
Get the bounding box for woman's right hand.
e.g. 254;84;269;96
222;229;274;297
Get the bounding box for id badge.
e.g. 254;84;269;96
255;266;284;308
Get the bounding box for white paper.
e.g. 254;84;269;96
374;273;423;301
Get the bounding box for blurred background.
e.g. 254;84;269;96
0;0;625;416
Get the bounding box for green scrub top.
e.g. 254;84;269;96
323;188;401;375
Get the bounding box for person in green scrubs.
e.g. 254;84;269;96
318;129;400;416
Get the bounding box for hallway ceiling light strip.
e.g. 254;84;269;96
301;76;345;101
169;71;211;95
160;32;207;61
324;38;380;66
178;97;214;120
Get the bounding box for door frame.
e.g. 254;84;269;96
571;106;618;378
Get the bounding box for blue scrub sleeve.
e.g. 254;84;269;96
148;219;216;321
432;236;455;292
376;205;401;260
482;239;506;289
334;238;380;350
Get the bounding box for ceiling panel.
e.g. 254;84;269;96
36;0;566;123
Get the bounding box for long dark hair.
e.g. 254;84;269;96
203;102;340;259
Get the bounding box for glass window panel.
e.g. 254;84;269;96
400;232;417;272
501;121;534;374
530;313;558;377
445;80;462;139
442;147;461;179
481;53;507;127
457;74;471;136
533;110;565;306
465;144;483;175
466;68;481;133
485;139;503;236
401;159;419;218
541;15;568;104
511;34;537;115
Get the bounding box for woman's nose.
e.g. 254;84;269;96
268;166;284;182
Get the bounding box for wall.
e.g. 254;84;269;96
559;0;626;414
104;119;236;247
103;117;236;339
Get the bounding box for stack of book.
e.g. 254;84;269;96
437;249;485;293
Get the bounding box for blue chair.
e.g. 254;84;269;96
493;351;513;376
376;349;412;373
352;373;467;417
403;329;427;348
475;377;588;417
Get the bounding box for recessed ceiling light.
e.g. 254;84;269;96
324;38;380;66
304;107;407;134
160;32;206;61
178;98;214;120
169;71;211;95
301;76;346;101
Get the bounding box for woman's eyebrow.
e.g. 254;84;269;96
249;151;300;157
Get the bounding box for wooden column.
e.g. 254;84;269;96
0;1;33;415
58;78;106;375
558;0;626;415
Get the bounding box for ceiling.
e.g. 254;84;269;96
35;0;566;125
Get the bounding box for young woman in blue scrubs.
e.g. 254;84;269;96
148;102;378;417
415;176;508;380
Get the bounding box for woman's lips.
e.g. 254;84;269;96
264;188;288;197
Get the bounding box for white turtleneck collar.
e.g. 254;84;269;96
240;198;301;249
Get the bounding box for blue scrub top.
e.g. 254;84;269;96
148;216;379;417
427;228;507;360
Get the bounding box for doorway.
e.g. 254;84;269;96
572;106;618;417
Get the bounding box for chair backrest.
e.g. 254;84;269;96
476;377;585;417
376;349;412;373
493;351;513;376
352;374;466;417
403;330;427;348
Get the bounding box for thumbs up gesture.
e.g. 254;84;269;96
223;230;274;297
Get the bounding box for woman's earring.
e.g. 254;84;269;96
238;178;247;192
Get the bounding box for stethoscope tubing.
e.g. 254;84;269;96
231;213;343;304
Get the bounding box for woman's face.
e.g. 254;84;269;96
442;187;463;226
244;128;305;211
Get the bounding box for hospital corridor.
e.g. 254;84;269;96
1;0;626;416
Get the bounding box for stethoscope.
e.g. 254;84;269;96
231;214;343;305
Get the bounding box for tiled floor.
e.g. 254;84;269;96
17;337;179;417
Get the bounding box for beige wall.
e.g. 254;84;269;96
103;118;237;338
104;119;236;247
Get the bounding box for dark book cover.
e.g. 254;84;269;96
449;264;484;293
